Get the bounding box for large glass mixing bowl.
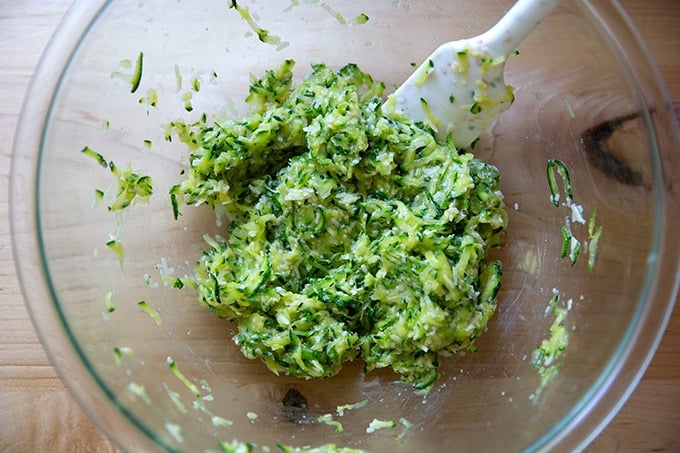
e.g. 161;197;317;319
11;0;680;451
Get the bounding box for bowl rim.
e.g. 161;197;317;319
10;0;680;451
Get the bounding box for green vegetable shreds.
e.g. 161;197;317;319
170;61;508;391
130;51;144;93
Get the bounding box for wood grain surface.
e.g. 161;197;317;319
1;0;678;451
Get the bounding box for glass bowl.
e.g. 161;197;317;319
11;0;680;451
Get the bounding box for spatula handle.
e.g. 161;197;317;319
479;0;561;58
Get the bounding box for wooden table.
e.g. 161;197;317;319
1;1;678;451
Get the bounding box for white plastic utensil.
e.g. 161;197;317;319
389;0;561;149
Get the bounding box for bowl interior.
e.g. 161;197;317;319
19;0;677;451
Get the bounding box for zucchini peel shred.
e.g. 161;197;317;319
170;61;508;392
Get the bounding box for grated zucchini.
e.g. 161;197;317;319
137;300;162;326
81;146;153;212
366;418;397;433
546;159;572;206
130;51;143;93
277;444;367;453
317;413;344;433
219;440;255;453
170;61;508;392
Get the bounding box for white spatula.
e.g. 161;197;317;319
388;0;561;149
